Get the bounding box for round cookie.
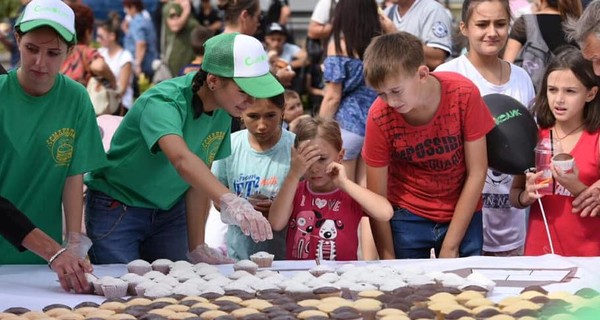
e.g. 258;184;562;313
230;308;261;319
199;310;228;320
296;310;329;319
233;261;258;275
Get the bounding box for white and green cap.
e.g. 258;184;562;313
202;33;284;98
15;0;76;44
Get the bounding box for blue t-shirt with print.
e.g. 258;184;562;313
212;129;295;260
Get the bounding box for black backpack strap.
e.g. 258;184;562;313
523;14;550;52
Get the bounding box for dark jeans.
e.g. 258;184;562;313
85;190;188;264
390;208;483;259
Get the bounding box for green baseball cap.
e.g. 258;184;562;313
15;0;76;44
202;33;284;98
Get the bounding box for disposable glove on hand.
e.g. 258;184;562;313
63;232;92;258
219;193;273;242
187;243;235;264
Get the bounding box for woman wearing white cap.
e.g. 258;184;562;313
84;32;284;265
0;0;107;293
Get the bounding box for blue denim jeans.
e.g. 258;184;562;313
85;190;189;264
390;208;483;259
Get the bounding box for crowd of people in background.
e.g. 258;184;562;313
2;0;600;294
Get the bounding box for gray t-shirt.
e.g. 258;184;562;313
384;0;453;54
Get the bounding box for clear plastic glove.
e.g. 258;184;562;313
63;232;92;258
219;193;273;242
187;243;235;264
50;249;94;293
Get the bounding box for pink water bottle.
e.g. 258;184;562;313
534;138;554;195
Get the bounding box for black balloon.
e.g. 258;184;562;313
484;94;537;174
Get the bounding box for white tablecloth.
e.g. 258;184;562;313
1;254;599;311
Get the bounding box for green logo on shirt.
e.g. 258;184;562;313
202;131;226;166
47;128;75;166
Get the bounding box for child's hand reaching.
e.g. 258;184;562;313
248;193;273;217
290;140;321;179
326;162;348;188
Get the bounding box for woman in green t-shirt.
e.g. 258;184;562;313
0;0;107;293
84;32;284;265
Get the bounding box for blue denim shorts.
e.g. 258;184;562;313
85;190;189;264
390;207;483;259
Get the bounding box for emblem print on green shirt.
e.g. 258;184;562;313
46;128;76;166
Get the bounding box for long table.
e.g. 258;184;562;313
1;254;599;311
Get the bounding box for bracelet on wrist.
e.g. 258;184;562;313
517;189;527;208
47;248;67;269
